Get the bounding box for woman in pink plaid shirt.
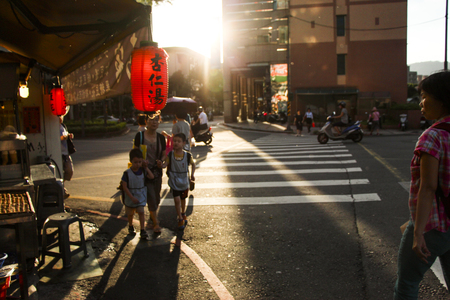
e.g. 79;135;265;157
395;71;450;299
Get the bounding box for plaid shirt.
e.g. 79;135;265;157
409;116;450;232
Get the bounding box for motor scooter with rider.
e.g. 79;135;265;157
317;102;363;144
192;106;213;145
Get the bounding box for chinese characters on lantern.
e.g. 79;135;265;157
130;41;169;112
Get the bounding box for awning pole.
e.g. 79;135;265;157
146;6;152;42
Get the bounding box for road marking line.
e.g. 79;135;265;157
198;159;357;167
82;209;234;300
358;143;408;182
160;193;381;206
71;173;122;181
161;179;369;190
222;148;347;156
194;167;363;176
71;195;117;202
211;153;351;160
173;238;235;300
234;144;342;150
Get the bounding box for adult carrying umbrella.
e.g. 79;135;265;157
161;97;197;115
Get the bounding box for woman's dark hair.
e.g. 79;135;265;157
418;71;450;111
129;148;143;161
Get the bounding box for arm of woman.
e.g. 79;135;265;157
133;132;140;149
413;152;439;263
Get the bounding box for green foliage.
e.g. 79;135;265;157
407;83;418;98
65;121;126;134
169;70;192;97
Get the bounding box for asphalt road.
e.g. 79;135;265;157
36;122;449;300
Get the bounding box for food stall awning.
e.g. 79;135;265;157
0;0;151;76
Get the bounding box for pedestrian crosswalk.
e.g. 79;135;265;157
160;136;381;206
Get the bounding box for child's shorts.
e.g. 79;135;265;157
172;188;189;199
125;205;145;215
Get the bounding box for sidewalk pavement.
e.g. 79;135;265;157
220;118;422;136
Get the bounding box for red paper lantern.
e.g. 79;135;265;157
131;41;169;112
50;87;67;116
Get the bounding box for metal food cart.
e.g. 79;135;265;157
0;134;37;299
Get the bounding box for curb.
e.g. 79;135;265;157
221;122;422;137
76;126;131;140
220;123;294;134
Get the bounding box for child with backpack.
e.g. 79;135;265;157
121;148;155;239
166;133;195;230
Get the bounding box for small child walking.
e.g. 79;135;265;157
166;133;195;230
121;148;154;239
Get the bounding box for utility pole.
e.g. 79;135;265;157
285;6;293;132
445;0;448;70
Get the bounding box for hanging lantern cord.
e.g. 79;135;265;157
146;6;153;42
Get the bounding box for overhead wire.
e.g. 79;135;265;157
226;9;445;38
290;14;444;32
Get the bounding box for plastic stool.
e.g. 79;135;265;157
36;179;65;229
41;213;89;269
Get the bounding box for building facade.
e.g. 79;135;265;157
222;0;407;123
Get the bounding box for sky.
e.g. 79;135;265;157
152;0;448;65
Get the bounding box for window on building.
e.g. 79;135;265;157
337;54;346;75
274;0;288;10
257;34;270;44
278;26;288;44
311;21;315;28
337;15;346;36
375;17;380;25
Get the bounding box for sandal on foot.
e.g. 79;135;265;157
177;219;187;230
140;229;149;239
153;226;162;233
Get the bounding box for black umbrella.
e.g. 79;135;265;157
161;97;197;115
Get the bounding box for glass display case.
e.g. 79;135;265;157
0;134;30;186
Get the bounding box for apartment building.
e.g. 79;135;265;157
164;47;208;78
222;0;407;123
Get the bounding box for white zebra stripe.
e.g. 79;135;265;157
160;193;381;206
194;167;362;177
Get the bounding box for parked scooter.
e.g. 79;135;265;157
399;114;408;131
254;112;261;124
267;112;288;124
195;126;213;145
317;116;363;144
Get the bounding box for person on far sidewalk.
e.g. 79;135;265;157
368;107;380;136
59;115;74;199
294;110;303;136
137;114;147;132
303;108;314;133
